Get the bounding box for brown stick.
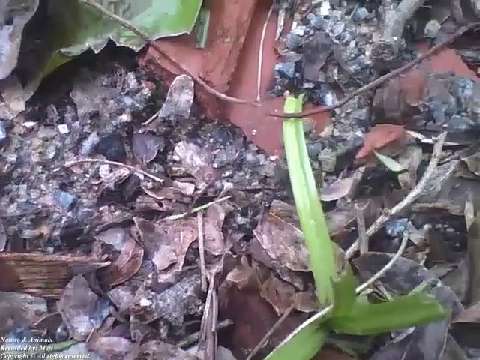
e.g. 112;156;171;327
345;132;447;259
80;0;259;107
269;23;480;119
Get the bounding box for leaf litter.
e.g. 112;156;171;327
2;0;480;359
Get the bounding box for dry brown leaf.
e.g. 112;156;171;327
134;217;197;279
97;237;144;288
260;273;296;315
204;202;234;255
356;124;407;160
132;132;164;165
253;200;310;273
58;275;110;341
321;177;354;202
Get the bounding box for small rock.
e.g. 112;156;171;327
274;62;296;79
285;33;303;50
54;190;77;210
96;133;126;162
80;132;100;156
352;7;370;23
23;121;36;129
0;121;7;141
57;124;69;134
424;19;441;38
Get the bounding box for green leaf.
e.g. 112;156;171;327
374;151;406;173
23;0;202;93
265;319;328;360
331;266;357;317
283;95;336;305
328;293;448;336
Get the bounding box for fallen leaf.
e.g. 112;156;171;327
157;75;194;120
134;217;197;279
132;133;164;165
0;292;47;336
95;227;129;252
454;302;480;323
260;272;296;315
20;0;202;94
97;236;144;288
253;200;310;273
321;177;355;202
130;273;202;327
58;275;111;341
356;124;406;160
88;336;134;360
0;0;39;79
204;202;234;255
374;151;406;173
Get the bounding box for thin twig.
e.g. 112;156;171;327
345;132;447;259
64;158;164;183
246;305;295;360
269;23;479;118
163;195;231;221
356;203;368;254
197;211;207;292
356;231;409;294
257;5;274;102
177;320;233;348
80;0;258;107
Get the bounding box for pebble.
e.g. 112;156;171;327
57;124;69;134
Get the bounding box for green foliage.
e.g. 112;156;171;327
24;0;202;93
265;318;328;360
282;95;336;305
328;292;448;336
265;95;447;360
374;151;406;173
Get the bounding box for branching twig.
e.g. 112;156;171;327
64;158;164;183
356;231;409;293
163;196;231;221
345;132;447;259
269;24;479;118
80;0;258;107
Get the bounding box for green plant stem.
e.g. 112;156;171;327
283;96;335;305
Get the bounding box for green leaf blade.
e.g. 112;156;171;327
329;293;448;336
282;96;336;306
265;320;328;360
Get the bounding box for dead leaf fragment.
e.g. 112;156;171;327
356;124;407;160
58;275;110;341
97;237;144;288
89;336;134;360
132;133;164;165
321;177;354;202
253;200;309;273
0;292;47;336
134;217;197;279
260;273;296;315
158;75;194;120
204;202;233;255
